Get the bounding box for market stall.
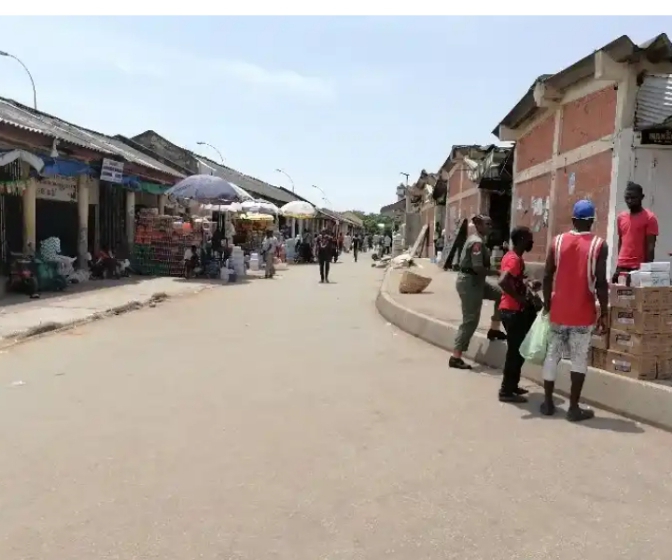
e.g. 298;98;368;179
232;213;275;253
132;209;211;276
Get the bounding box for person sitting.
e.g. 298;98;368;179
184;245;200;278
90;246;118;279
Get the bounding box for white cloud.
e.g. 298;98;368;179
1;20;337;101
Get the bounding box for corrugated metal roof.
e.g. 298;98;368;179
494;33;672;136
0;97;183;179
635;73;672;129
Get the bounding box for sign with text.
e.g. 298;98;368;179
100;158;124;183
640;128;672;146
37;176;77;203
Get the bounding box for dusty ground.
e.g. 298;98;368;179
0;256;671;560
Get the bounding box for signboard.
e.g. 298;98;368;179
37;176;77;203
100;158;124;183
640;128;672;146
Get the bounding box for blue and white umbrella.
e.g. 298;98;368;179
166;174;253;203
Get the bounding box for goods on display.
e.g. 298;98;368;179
590;262;672;381
132;211;209;277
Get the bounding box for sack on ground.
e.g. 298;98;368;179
519;313;550;365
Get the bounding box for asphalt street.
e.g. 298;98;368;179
1;255;671;560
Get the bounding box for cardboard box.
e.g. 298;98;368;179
630;271;671;287
610;308;661;334
656;356;672;380
609;286;661;311
609;329;660;355
591;348;608;370
640;262;671;273
605;350;657;381
590;333;609;350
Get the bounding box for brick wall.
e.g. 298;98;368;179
559;86;617;154
448;168;461;198
513;173;552;263
459;191;481;222
515;113;554;172
553;150;612;241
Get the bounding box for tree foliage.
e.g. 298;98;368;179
348;211;395;236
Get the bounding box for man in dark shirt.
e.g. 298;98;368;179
315;228;335;283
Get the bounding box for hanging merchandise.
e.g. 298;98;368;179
132;210;209;276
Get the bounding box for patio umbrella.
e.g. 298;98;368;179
280;200;316;219
202;202;243;213
166;174;249;203
242;199;280;216
228;182;255;202
240;213;274;221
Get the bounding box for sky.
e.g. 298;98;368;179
0;16;670;212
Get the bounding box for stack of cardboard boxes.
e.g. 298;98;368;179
591;262;672;381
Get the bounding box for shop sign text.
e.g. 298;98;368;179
37;177;78;203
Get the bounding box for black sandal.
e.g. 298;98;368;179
449;357;472;370
540;401;556;416
566;407;595;423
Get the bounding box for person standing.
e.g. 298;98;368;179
352;233;361;262
261;230;277;279
449;215;507;370
497;226;541;403
542;200;609;422
613;181;659;283
315;228;334;283
383;233;392;255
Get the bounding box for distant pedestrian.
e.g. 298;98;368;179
315;228;335;283
383;233;392;255
352;233;361;262
261;230;277;279
541;200;608;422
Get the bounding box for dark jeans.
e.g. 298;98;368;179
318;253;331;281
500;307;537;395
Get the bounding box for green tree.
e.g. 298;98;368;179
349;211;395;236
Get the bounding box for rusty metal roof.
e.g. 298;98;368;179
493;33;672;136
0;97;184;179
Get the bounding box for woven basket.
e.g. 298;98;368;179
399;270;432;294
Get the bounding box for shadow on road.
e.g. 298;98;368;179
513;393;645;434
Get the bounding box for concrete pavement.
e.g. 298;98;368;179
378;263;672;431
1;255;672;559
0;276;217;344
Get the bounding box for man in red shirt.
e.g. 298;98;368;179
613;181;658;283
497;226;540;403
542;200;609;422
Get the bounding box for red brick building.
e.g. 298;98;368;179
493;33;672;274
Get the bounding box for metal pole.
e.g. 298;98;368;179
275;168;295;193
311;184;333;209
0;51;37;109
196;141;225;164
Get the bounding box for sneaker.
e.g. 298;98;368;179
448;356;472;370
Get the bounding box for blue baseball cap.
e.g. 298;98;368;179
572;199;596;220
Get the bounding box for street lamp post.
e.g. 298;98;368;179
400;172;409;186
0;50;37;110
275;168;295;193
196;141;225;164
311;184;333;208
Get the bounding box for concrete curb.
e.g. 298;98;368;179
376;267;672;432
0;287;207;351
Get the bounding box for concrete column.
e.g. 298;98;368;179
125;190;135;247
77;175;89;268
22;178;36;254
298;219;304;236
158;194;167;215
291;217;296;236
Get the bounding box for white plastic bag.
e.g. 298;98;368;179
519;313;551;365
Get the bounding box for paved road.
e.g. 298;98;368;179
1;256;672;560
